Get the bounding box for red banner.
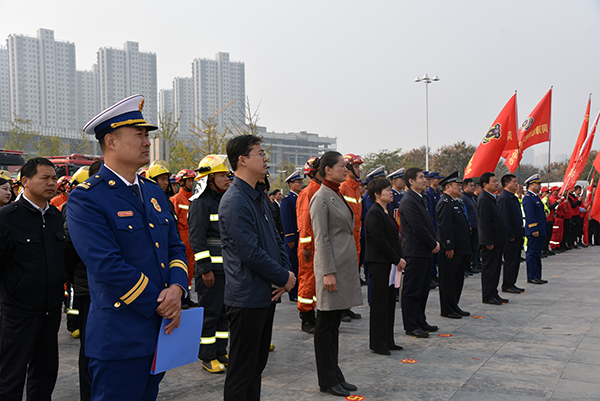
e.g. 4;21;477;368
561;97;592;191
464;94;518;179
502;88;552;172
562;111;599;194
594;147;600;174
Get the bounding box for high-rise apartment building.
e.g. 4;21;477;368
159;89;173;122
192;52;245;131
0;46;9;121
75;65;99;130
6;28;77;129
97;41;157;125
173;77;195;141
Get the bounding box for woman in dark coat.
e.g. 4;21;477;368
364;177;406;355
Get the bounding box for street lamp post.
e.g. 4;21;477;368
414;73;440;171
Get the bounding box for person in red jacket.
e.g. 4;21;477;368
296;157;322;334
339;153;363;321
50;175;71;210
170;169;198;304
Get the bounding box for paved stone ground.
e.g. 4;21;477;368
51;246;600;400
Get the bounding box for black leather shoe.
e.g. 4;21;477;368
340;381;357;391
484;298;502;305
513;285;525;292
372;349;391;355
541;253;548;258
320;384;350;397
441;312;462;319
421;324;439;332
540;279;548;283
345;309;361;319
496;296;509;303
527;278;545;284
388;344;403;350
502;287;521;294
406;328;429;338
455;308;470;316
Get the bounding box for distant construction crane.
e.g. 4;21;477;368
209;97;238;125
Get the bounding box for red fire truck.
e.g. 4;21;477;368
45;153;103;178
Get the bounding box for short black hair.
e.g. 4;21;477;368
501;174;516;188
368;177;391;202
269;189;281;197
574;185;582;191
462;178;473;188
89;160;103;176
474;181;482;189
319;151;343;178
21;157;55;179
479;172;495;186
404;167;423;189
226;135;262;171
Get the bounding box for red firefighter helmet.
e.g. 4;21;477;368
304;156;321;177
57;175;72;188
343;153;363;165
176;169;196;183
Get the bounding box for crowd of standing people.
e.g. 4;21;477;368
0;93;598;401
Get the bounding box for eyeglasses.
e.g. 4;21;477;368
245;151;268;159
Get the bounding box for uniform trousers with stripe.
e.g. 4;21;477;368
297;246;316;313
0;311;61;401
550;218;564;250
196;272;228;362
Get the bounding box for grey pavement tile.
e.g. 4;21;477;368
577;335;600;351
450;388;552;400
568;348;600;365
560;361;600;384
479;353;567;379
510;329;585;348
495;341;575;362
551;378;600;401
463;369;558;398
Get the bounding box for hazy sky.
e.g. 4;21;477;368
2;0;600;161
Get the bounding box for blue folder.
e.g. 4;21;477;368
151;307;204;375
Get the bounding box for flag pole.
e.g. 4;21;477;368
547;86;553;184
515;90;521;187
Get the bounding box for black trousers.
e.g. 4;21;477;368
314;310;345;389
401;256;432;331
369;262;397;352
481;245;503;302
286;245;299;300
197;273;228;361
438;253;469;315
589;219;600;245
224;304;276;401
78;295;92;401
0;311;61;401
561;218;571;247
469;228;481;268
544;221;553;251
502;237;523;289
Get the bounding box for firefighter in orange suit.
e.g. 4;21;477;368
296;157;322;334
338;153;363;321
50;175;71;209
170;169;197;294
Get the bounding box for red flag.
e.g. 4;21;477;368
561;96;591;190
583;173;595;245
591;186;600;224
562;111;599;193
464;94;517;179
502;88;552;172
594;147;600;174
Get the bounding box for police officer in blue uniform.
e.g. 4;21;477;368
435;172;471;319
280;169;303;301
387;168;406;212
67;95;188;401
522;174;548;285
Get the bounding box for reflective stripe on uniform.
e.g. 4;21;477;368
343;196;358;204
200;336;216;345
178;204;189;210
215;331;229;339
66;309;79;315
299;236;312;243
195;250;210;261
211;256;223;264
210;214;219;221
298;297;314;304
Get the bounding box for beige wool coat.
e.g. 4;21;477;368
309;184;363;311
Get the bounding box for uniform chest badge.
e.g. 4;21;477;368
108;180;116;186
151;198;162;212
117;210;134;217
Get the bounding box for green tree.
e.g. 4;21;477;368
271;160;299;195
33;135;66;157
191;118;228;156
71;132;99;155
5;115;36;152
431;141;477;176
541;160;569;183
362;148;402;176
401;146;429;169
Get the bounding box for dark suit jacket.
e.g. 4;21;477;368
364;202;403;265
436;193;471;255
269;201;284;240
497;190;524;241
399;189;437;257
477;190;508;247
